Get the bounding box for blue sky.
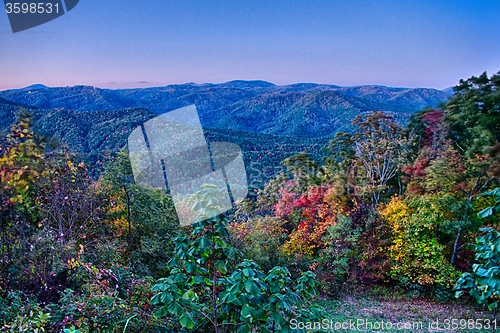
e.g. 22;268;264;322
0;0;499;90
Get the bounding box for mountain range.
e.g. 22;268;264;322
0;80;453;189
0;80;451;138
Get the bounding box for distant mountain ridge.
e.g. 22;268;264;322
5;84;50;92
0;80;452;138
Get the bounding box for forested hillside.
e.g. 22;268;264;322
0;81;450;138
0;101;330;191
0;72;498;332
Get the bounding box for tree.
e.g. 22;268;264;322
151;185;323;333
403;108;449;194
281;152;326;189
37;160;106;248
319;215;362;282
0;112;51;296
407;107;447;156
351;111;412;207
402;73;500;269
253;173;290;217
380;195;460;287
100;149;179;276
439;72;500;268
446;71;500;158
0;111;48;204
228;216;287;272
440;71;500;197
324;132;357;196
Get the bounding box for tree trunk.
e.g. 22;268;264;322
211;220;219;333
451;227;462;266
123;186;133;266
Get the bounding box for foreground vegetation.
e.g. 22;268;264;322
0;71;499;332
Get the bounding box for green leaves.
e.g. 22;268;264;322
478;188;500;218
167;301;183;316
191;275;204;285
214;260;227;274
240;304;252;319
179;314;195;329
184;262;198;274
445;71;500;157
478;206;494;219
242;267;255;278
198;235;212;249
154;306;168;318
150;214;324;332
455;228;500;311
182;289;197;301
244;280;260;295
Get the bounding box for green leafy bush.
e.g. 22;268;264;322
455;228;500;310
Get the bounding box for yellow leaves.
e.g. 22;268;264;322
1;119;48;202
379;196;409;225
67;257;81;269
10;195;23;204
380;195;461;287
308;261;319;271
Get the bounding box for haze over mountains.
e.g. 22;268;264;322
0;80;451;138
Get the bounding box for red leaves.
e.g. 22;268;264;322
293;186;325;208
274;183;351;260
273;181;298;219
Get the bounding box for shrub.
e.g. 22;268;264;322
152;216;324;333
380;196;460;288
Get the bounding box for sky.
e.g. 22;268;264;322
0;0;499;91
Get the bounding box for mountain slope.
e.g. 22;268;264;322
206;90;416;137
0;80;452;139
7;84;50;92
0;81;450;112
336;85;450;110
0;101;329;189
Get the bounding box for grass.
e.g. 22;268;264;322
302;284;497;333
